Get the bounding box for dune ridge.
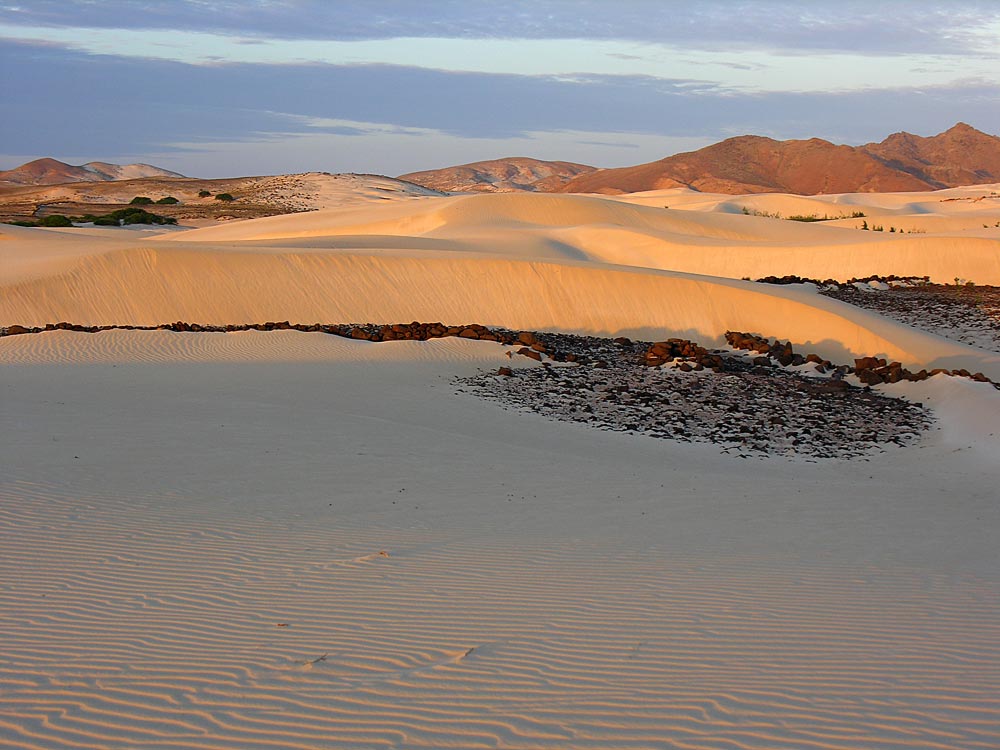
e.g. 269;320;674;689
153;192;1000;285
4;244;999;378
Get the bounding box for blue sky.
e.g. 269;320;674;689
1;1;998;177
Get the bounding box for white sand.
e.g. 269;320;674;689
2;185;999;748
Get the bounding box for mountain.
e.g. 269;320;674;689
0;158;184;186
557;124;1000;195
398;157;596;193
862;122;1000;189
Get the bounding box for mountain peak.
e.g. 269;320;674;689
0;159;184;186
556;123;999;196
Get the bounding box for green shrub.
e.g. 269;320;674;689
6;220;39;227
39;215;63;226
215;193;235;202
129;196;154;205
87;207;178;226
39;214;73;227
198;190;212;198
156;196;179;205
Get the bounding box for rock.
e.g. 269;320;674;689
858;370;884;385
517;347;542;361
855;356;880;370
497;367;514;377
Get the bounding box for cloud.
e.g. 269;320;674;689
1;38;997;176
1;0;998;56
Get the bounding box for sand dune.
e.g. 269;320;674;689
4;242;1000;377
2;331;999;748
155;191;1000;284
4;184;1000;748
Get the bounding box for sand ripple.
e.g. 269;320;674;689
2;480;997;749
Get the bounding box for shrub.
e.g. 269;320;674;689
129;196;154;205
88;207;178;226
39;214;73;227
215;193;235;202
156;196;179;205
198;190;212;198
6;220;39;227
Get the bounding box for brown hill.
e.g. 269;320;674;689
0;158;184;186
863;122;1000;188
399;157;595;193
557;124;999;195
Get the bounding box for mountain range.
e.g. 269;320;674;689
402;123;1000;196
5;123;998;196
0;158;184;186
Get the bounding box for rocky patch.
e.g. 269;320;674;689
458;331;936;460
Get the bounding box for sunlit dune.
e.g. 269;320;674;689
2;182;999;749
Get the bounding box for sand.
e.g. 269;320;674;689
2;184;999;748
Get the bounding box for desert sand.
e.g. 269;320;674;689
2;185;999;748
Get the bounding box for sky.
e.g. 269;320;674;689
1;1;998;178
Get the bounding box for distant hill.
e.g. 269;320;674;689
0;171;447;224
0;158;184;186
862;123;1000;189
556;123;1000;195
399;157;596;193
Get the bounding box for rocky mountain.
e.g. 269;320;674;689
399;157;596;193
0;158;184;186
862;123;1000;189
556;123;1000;195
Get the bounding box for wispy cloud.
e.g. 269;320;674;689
2;1;998;57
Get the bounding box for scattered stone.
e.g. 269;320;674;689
457;330;936;460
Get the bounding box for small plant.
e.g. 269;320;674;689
861;220;869;230
6;219;39;227
87;207;178;226
215;193;235;202
156;196;179;205
39;214;73;227
198;190;212;198
129;196;154;205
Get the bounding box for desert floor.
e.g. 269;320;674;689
2;185;999;748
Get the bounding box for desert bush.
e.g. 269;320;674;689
87;207;177;226
215;193;235;202
129;196;154;205
156;196;179;205
39;214;73;227
198;190;211;197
